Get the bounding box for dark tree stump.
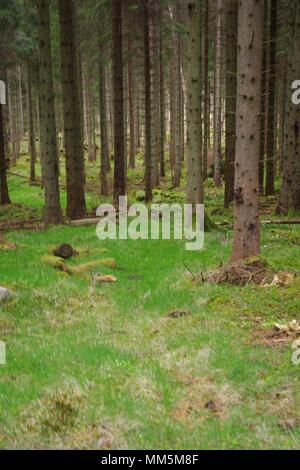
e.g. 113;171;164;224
53;244;76;259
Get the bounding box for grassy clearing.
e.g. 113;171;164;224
0;157;300;449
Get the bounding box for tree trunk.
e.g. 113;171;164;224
128;29;136;170
265;0;277;196
84;62;96;162
186;0;203;205
144;0;153;202
278;55;287;173
0;102;11;205
278;4;300;214
231;0;263;262
169;3;182;188
203;0;209;180
214;0;223;188
159;7;166;178
259;0;268;194
58;0;87;219
99;44;109;196
27;61;36;182
112;0;126;205
17;65;24;144
224;0;238;208
37;0;63;225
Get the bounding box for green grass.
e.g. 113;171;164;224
0;155;300;449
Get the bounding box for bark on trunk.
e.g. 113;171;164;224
144;0;153;202
186;0;203;205
231;0;263;262
203;0;209;179
259;0;268;194
214;0;223;188
0;103;11;205
265;0;278;196
128;30;136;170
224;0;238;208
159;7;166;178
278;4;300;214
58;0;87;219
37;0;63;225
27;61;36;182
112;0;126;204
99;46;109;196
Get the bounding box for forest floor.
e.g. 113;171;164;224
0;154;300;449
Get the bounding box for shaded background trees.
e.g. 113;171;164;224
0;0;299;260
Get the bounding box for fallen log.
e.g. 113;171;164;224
216;219;300;228
68;217;99;227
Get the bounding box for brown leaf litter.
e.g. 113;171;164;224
254;320;300;346
191;256;296;287
167;310;191;319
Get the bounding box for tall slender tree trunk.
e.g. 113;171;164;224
27;61;36;182
186;0;203;205
128;30;136;170
84;62;96;162
159;11;166;178
149;0;160;188
169;3;182;188
278;56;287;173
224;0;238;208
17;65;24;144
112;0;126;205
278;4;300;214
203;0;209;179
169;58;176;180
37;0;63;225
259;0;268;194
231;0;263;262
0;98;11;204
265;0;277;196
144;0;153;202
99;43;109;196
58;0;87;219
214;0;223;188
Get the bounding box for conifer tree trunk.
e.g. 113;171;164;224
99;45;109;196
37;0;63;225
159;11;166;178
0;97;11;204
27;61;36;182
149;0;161;188
144;0;153;202
203;0;209;180
224;0;238;208
186;0;203;205
17;65;24;143
214;0;223;188
112;0;126;204
128;29;136;170
278;4;300;214
84;62;96;162
170;3;182;188
59;0;86;219
259;0;268;194
265;0;278;196
231;0;263;262
278;56;287;173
